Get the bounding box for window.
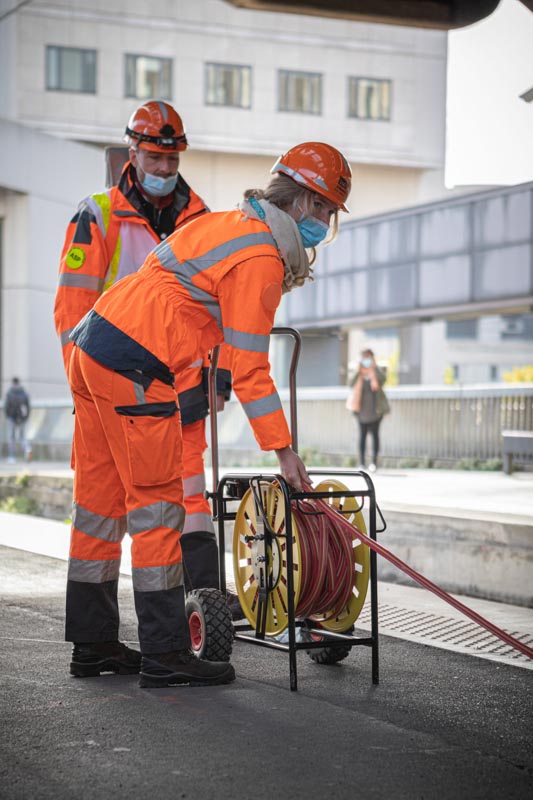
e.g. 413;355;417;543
348;77;391;121
446;319;478;340
46;46;96;94
205;63;251;108
501;314;533;340
125;55;172;100
278;70;322;115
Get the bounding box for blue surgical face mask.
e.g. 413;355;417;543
139;171;178;197
361;357;373;368
297;217;329;249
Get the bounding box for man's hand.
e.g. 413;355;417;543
274;446;312;491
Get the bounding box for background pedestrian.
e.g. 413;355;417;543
3;377;31;463
347;349;390;471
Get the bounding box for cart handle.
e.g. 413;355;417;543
208;326;302;498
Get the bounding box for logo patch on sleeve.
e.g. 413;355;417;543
261;282;282;310
65;247;86;270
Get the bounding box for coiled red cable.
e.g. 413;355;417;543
291;498;355;620
298;496;533;661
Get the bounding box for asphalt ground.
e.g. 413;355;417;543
0;463;532;798
1;530;532;797
1;545;532;800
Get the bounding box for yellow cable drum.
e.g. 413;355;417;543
232;479;370;636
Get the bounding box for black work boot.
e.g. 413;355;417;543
139;648;236;688
70;641;141;677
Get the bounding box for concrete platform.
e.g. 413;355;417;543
1;542;532;800
4;460;531;604
1;463;532;797
2;527;532;671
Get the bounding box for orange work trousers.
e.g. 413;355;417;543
66;346;189;654
181;419;219;591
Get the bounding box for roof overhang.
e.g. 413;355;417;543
222;1;532;30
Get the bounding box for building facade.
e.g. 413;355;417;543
0;0;449;398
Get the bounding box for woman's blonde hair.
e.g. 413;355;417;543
244;174;339;261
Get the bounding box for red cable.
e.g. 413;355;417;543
292;498;354;620
312;498;533;661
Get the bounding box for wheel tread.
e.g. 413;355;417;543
186;588;234;662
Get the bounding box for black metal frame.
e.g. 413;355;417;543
207;327;383;691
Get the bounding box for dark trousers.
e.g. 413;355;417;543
359;419;382;465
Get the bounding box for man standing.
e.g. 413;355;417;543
4;377;31;463
54;101;232;679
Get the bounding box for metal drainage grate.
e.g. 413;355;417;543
355;603;533;668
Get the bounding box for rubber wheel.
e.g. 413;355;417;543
185;588;234;662
305;625;354;665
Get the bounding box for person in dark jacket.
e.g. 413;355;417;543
4;377;31;463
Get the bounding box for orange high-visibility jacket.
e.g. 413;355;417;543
54;163;207;371
71;209;291;452
53;162;229;424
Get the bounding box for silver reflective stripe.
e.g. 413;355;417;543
58;273;105;291
242;391;282;420
128;501;185;536
154;240;223;322
72;502;127;542
182;512;215;535
114;210;140;218
84;196;106;238
155;232;276;326
68;557;120;583
133;382;146;404
132;562;184;592
188;359;203;368
224;327;270;353
155;232;275;276
183;473;206;498
61;328;75;346
154;239;179;271
184;283;223;326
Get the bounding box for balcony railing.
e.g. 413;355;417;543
2;384;533;467
213;383;533;467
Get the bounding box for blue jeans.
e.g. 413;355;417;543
6;419;30;460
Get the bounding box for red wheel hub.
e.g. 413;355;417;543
189;611;204;651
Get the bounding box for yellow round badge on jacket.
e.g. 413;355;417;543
65;247;86;270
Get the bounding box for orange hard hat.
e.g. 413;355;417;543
271;142;351;211
125;101;188;153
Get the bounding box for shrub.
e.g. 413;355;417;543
0;495;39;515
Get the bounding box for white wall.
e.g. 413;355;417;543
0;119;104;399
182;150;447;218
11;0;447;171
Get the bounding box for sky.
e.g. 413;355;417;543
446;0;533;187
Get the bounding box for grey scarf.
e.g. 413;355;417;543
238;197;312;293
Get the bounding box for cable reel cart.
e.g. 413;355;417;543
205;327;384;691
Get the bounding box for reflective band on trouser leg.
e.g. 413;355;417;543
129;499;190;653
66;348;129;642
180;419;219;590
182;419;213;533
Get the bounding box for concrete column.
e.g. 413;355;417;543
398;324;422;384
